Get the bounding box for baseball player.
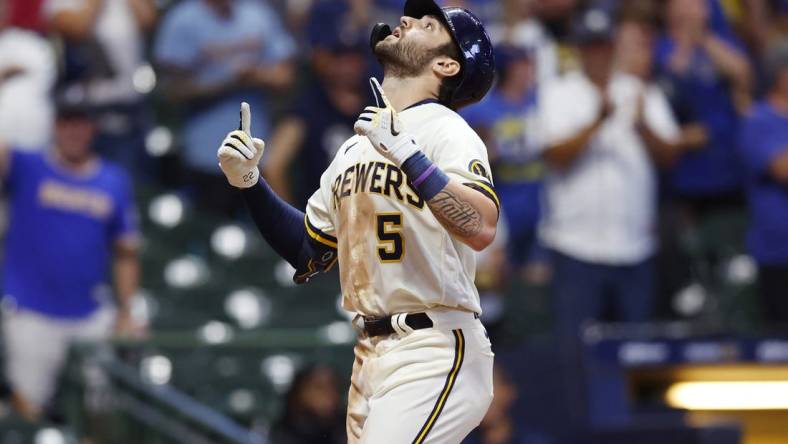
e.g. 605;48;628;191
217;0;497;442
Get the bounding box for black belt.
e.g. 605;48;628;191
363;312;434;337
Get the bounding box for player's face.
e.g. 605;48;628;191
373;15;454;77
55;117;95;163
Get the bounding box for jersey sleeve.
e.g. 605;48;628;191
304;164;337;248
431;119;500;213
294;157;339;283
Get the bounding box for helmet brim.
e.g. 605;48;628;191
404;0;448;26
404;0;460;62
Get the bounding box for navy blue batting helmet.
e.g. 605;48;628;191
403;0;495;109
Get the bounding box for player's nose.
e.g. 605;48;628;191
400;16;415;28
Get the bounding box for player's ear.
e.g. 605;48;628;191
432;56;461;79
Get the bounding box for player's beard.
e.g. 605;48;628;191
374;38;442;78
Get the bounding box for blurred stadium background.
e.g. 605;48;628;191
0;0;787;443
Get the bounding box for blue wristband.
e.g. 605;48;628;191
401;151;449;201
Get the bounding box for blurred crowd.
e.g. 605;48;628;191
0;0;788;442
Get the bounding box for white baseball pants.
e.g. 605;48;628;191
347;309;494;443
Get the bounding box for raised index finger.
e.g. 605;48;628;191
239;102;251;135
369;77;392;109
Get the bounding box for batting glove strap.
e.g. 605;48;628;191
385;133;422;166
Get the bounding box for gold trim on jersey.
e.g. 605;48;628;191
305;215;338;249
463;181;500;212
468;159;492;183
412;329;465;444
294;254;339;283
294;258;317;282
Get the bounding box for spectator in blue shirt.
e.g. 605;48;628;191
740;40;788;323
154;0;296;216
0;93;141;420
461;45;546;279
653;0;754;301
655;0;752;199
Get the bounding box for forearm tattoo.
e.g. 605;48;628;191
428;190;483;237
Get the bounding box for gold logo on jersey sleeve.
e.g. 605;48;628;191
468;159;492;182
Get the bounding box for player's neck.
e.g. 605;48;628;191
381;76;438;111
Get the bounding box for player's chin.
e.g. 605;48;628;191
374;40;398;62
375;37;397;51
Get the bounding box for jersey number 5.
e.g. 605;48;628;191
377;213;404;262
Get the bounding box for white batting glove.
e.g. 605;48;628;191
353;78;420;166
218;102;265;189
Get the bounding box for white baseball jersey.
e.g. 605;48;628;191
302;101;498;317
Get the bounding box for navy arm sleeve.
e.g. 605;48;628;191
241;179;336;284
